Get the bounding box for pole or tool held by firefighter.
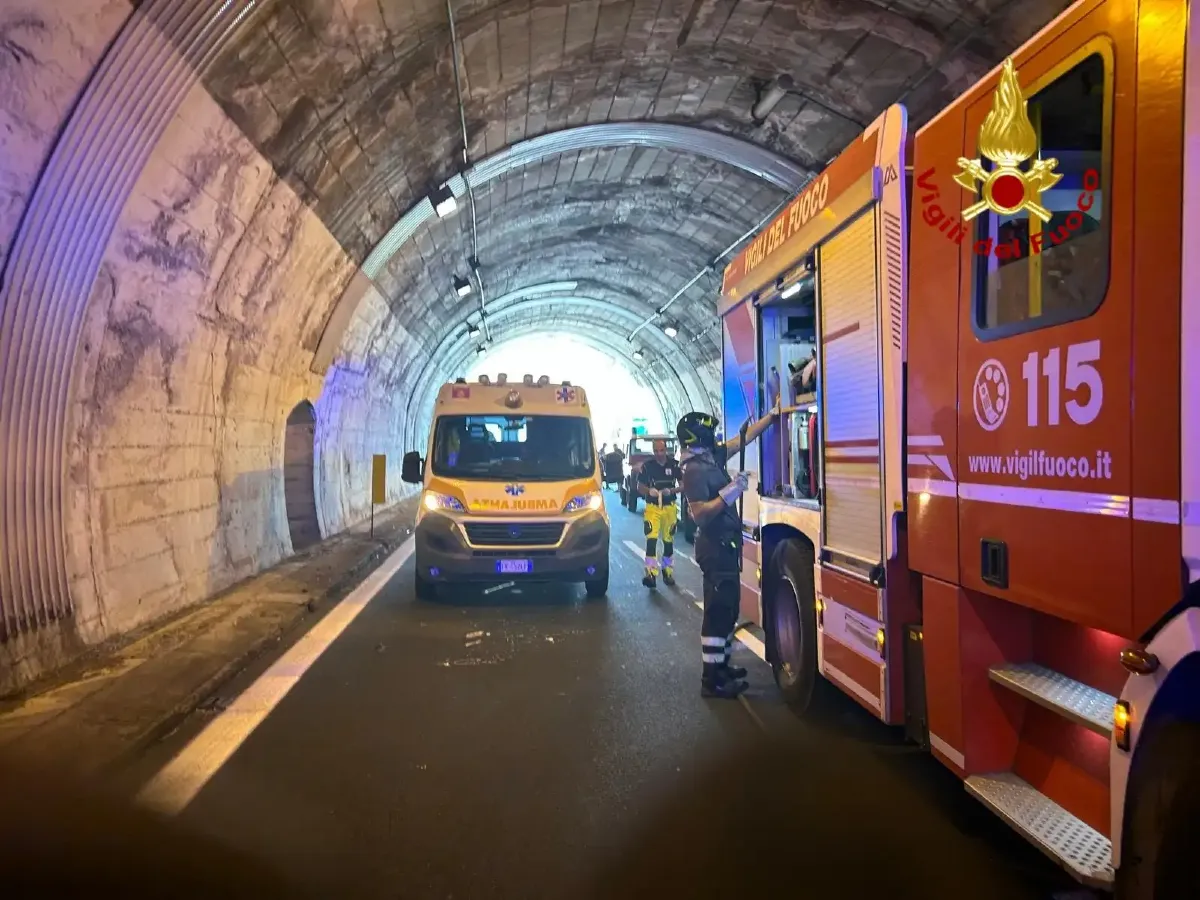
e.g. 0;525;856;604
371;454;387;537
737;417;750;573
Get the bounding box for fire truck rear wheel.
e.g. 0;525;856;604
1115;720;1200;900
766;538;828;714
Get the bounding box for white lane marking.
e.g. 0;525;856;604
628;541;766;662
623;539;648;562
137;539;416;815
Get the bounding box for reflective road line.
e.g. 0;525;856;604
138;540;416;815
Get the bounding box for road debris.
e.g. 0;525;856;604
483;581;514;594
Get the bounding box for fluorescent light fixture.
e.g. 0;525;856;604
432;185;458;218
466;323;479;336
752;73;795;122
662;325;678;338
475;345;486;355
453;275;472;298
780;281;803;300
631;350;644;361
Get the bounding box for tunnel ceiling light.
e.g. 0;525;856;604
662;324;678;339
454;275;472;298
632;349;644;361
752;73;795;123
432;185;458;218
475;346;487;355
466;322;479;336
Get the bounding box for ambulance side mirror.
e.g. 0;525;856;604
401;451;424;484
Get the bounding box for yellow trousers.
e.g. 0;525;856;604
643;499;678;542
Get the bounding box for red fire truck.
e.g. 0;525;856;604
718;1;1198;895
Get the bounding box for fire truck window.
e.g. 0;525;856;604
974;52;1109;336
758;289;817;500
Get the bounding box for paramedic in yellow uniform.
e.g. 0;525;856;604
638;439;681;589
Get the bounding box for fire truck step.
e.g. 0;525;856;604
987;662;1115;737
965;772;1113;889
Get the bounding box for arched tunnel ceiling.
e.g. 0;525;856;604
206;0;1076;371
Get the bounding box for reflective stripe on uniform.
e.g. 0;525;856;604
702;651;726;664
701;636;726;647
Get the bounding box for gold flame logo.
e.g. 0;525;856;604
954;58;1061;222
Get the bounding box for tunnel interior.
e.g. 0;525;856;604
0;0;1074;687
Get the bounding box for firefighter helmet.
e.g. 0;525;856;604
677;412;719;451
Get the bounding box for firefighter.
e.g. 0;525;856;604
638;439;681;589
677;405;779;699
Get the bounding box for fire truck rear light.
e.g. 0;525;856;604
876;628;886;658
1113;700;1132;751
814;596;824;627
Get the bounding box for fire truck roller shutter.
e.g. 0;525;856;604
818;210;883;567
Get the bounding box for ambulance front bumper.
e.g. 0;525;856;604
415;511;610;583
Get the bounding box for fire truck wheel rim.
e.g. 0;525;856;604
774;574;804;687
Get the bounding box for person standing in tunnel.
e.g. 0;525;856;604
637;439;681;589
677;405;779;699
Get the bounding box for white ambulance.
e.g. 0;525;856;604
401;374;610;599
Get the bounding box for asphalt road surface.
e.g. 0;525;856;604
120;494;1086;899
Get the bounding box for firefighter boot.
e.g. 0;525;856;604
661;565;676;587
722;662;748;680
701;667;748;700
642;558;657;589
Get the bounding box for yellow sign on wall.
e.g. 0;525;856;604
372;454;386;505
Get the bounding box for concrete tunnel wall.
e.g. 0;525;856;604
0;1;693;690
0;1;373;689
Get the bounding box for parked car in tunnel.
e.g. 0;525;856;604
402;374;610;600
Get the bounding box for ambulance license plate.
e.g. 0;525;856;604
496;559;531;575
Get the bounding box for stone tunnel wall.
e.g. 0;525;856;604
0;0;422;691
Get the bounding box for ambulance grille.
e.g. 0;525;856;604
463;522;564;546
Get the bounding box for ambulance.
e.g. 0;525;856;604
401;374;610;599
718;0;1199;895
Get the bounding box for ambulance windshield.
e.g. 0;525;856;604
431;415;595;482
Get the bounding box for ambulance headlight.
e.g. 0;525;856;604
563;491;604;513
422;491;465;513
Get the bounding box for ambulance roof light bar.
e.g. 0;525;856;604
523;374;534;385
497;373;507;385
478;375;491;385
454;377;467;384
562;380;572;387
537;375;550;386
